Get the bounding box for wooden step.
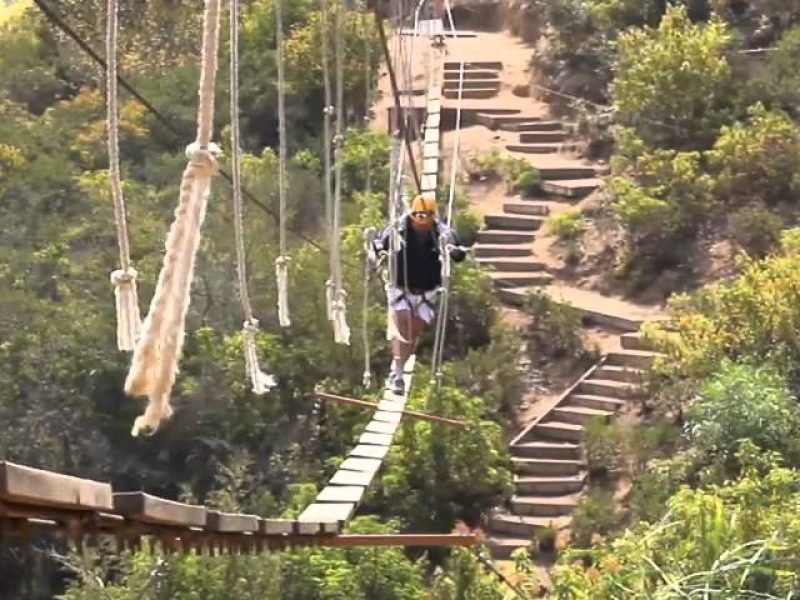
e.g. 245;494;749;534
444;68;499;80
476;229;535;244
474;244;532;258
444;87;497;99
519;130;569;144
443;78;500;90
484;214;544;231
505;120;565;132
594;364;646;384
620;332;654;351
566;394;626;412
475;113;541;129
512;457;583;476
490;513;569;538
475;257;547;272
605;350;656;369
533;421;584;443
484;534;531;559
512;441;580;461
537;167;596;181
512;494;579;517
549;405;613;426
502;201;551;216
541;178;603;198
445;60;502;70
490;271;553;288
577;379;643;399
506;143;564;155
515;474;585;495
496;286;532;306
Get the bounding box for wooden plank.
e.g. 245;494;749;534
365;420;399;435
373;410;402;424
113;492;206;527
350;444;388;460
0;461;113;511
330;469;375;487
206;510;259;533
339;457;382;474
426;112;441;129
421;174;438;193
377;399;406;412
260;518;294;535
299;502;354;528
423;156;439;174
424;127;440;145
317;485;365;504
294;520;323;535
358;432;393;446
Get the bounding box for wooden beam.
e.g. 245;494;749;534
0;461;113;511
316;391;466;427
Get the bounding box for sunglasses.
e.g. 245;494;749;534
411;210;434;218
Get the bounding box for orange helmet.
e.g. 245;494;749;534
409;195;437;230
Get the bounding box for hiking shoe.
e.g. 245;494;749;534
387;372;405;396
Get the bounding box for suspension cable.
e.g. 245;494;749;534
274;0;291;327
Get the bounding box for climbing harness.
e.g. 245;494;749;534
125;0;223;436
230;0;276;395
274;0;291;328
106;0;142;352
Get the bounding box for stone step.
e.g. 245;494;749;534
566;394;626;413
515;474;585;496
474;245;532;258
490;271;553;288
512;494;579;517
484;534;531;559
549;405;614;426
444;60;503;71
537;167;597;181
443;68;499;80
444;87;497;100
605;350;656;369
476;229;535;245
533;421;584;443
475;113;542;130
502;202;551;217
594;364;647;384
577;378;643;400
512;441;581;461
475;257;547;272
443;78;500;91
506;143;564;155
490;513;569;539
496;286;532;306
512;457;583;476
538;285;663;331
621;333;654;351
505;120;565;132
519;130;569;144
484;214;544;231
541;178;603;198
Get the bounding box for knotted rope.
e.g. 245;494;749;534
274;0;291;327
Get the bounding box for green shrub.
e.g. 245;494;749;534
535;525;558;553
728;205;784;258
612;5;734;149
570;490;621;547
686;360;800;474
512;167;541;197
583;417;626;475
547;209;584;241
755;24;800;114
525;290;587;360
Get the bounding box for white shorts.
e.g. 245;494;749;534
387;286;439;325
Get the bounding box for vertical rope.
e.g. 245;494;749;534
231;0;276;395
320;0;336;322
362;15;373;388
125;0;223;436
331;0;350;345
106;0;142;352
274;0;291;328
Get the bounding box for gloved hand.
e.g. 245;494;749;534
446;244;469;263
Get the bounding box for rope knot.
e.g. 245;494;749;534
111;267;138;286
332;134;344;148
275;255;292;267
185;141;222;176
243;317;260;332
323;104;335;116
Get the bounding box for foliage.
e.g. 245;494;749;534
583;417;626;475
547;208;584;241
685;360;800;476
466;150;539;195
755;24;800;114
524;290;589;361
708;103;800;206
512;166;541;197
612;5;734;149
553;446;800;598
727;204;784;257
570;489;622;548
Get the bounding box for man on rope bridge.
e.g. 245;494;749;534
368;195;467;396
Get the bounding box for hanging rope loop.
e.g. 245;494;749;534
275;254;291;327
106;0;142;352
